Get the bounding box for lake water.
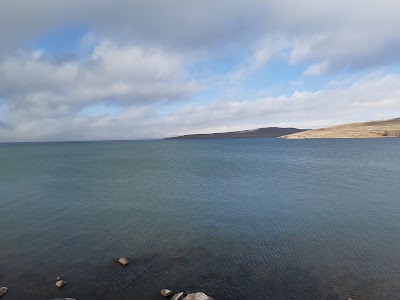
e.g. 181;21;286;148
1;138;400;300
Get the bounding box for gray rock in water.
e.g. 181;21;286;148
171;292;185;300
118;257;129;266
55;280;66;288
183;292;214;300
161;289;173;297
0;287;8;298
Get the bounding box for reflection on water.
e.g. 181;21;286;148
1;138;400;299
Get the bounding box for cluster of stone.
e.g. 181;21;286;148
161;289;214;300
0;257;217;300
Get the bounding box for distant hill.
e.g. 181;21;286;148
164;127;307;139
281;118;400;139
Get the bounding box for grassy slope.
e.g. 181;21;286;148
281;118;400;139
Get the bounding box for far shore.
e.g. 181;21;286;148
165;117;400;140
280;117;400;139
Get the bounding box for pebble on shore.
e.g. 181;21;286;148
0;287;8;298
183;292;214;300
118;257;129;266
55;280;66;288
171;292;185;300
161;289;173;297
163;289;214;300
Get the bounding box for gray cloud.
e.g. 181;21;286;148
2;0;400;71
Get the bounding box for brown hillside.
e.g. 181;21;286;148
281;118;400;139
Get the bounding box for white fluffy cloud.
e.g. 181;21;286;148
0;40;197;115
0;38;201;141
160;73;400;135
1;72;400;141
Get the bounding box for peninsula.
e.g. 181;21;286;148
165;127;307;139
281;118;400;139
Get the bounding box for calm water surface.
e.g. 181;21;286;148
1;138;400;299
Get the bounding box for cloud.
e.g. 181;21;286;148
160;73;400;136
1;72;399;142
303;61;331;76
229;36;290;81
1;0;400;71
0;40;198;117
0;0;268;53
0;38;202;141
289;35;329;65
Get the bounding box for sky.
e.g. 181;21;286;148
1;0;400;142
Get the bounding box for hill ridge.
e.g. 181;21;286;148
165;127;307;139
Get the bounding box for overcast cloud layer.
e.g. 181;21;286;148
1;0;400;141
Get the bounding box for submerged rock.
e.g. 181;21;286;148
171;292;185;300
118;257;129;266
161;289;173;297
183;292;214;300
55;280;66;288
0;287;8;298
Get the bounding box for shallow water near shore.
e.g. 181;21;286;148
1;138;400;299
